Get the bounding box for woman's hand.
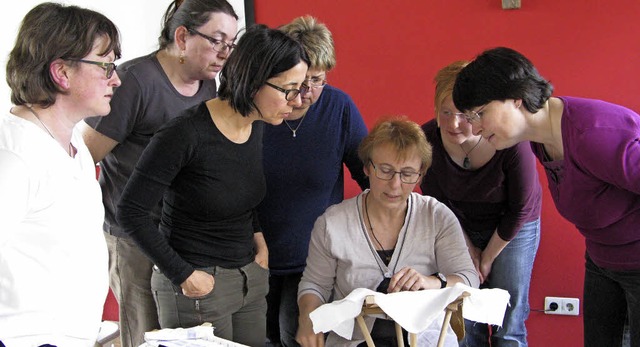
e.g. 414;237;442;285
468;245;485;283
296;316;325;347
296;294;325;347
388;267;438;292
479;252;495;281
253;232;269;270
180;270;214;298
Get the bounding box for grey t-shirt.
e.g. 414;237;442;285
85;52;217;237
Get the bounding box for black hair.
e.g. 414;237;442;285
452;47;553;113
159;0;238;50
217;24;310;117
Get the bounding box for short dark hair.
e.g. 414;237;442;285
159;0;238;50
452;47;553;114
217;24;310;117
6;2;121;108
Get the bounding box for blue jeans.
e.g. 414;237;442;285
583;254;640;347
462;219;540;347
266;272;302;347
151;262;269;347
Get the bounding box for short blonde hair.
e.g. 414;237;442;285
280;16;336;71
358;116;433;174
434;61;469;121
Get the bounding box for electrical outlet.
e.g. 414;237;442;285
544;296;580;316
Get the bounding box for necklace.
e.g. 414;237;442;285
460;136;482;169
364;193;392;263
26;105;73;156
283;114;307;138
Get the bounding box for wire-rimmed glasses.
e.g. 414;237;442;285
65;59;117;79
302;76;327;89
264;82;307;101
187;28;236;53
440;109;467;120
464;104;488;123
370;161;422;184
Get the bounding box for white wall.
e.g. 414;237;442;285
0;0;248;111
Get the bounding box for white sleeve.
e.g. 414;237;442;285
0;150;30;242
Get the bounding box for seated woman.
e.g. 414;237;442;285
295;117;479;347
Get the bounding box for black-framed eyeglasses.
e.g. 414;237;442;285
464;104;488;123
264;82;307;101
370;160;422;184
302;76;327;89
187;28;236;53
65;59;117;79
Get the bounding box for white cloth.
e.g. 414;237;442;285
0;112;108;346
310;283;509;340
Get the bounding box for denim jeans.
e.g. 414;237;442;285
151;262;269;347
583;254;640;347
462;219;540;347
266;272;303;347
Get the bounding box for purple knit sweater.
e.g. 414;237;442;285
531;96;640;271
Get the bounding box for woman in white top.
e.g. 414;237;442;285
0;3;121;346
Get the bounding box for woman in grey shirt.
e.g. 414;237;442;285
296;117;478;347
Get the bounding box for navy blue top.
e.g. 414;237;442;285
258;85;369;275
421;120;542;248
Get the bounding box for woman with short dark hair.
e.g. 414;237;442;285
116;24;309;346
0;2;121;346
422;60;542;347
453;46;640;347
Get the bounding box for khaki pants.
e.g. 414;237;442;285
151;261;269;347
104;233;159;347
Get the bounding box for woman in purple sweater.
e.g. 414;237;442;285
453;47;640;347
421;61;542;347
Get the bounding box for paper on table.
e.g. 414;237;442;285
141;325;248;347
144;325;215;341
309;283;510;340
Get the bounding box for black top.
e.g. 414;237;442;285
117;102;265;285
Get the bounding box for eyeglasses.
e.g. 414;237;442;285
65;59;117;79
187;28;236;52
440;110;466;119
265;82;307;101
464;104;488;123
370;161;422;184
302;76;327;89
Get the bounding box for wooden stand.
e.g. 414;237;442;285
356;292;470;347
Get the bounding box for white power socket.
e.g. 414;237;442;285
544;296;580;316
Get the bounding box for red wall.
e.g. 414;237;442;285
255;1;640;346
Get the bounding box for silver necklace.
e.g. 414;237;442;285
283;114;307;138
460;137;482;169
26;105;73;156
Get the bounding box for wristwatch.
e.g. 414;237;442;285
431;272;447;289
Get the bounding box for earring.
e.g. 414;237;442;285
179;51;185;64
